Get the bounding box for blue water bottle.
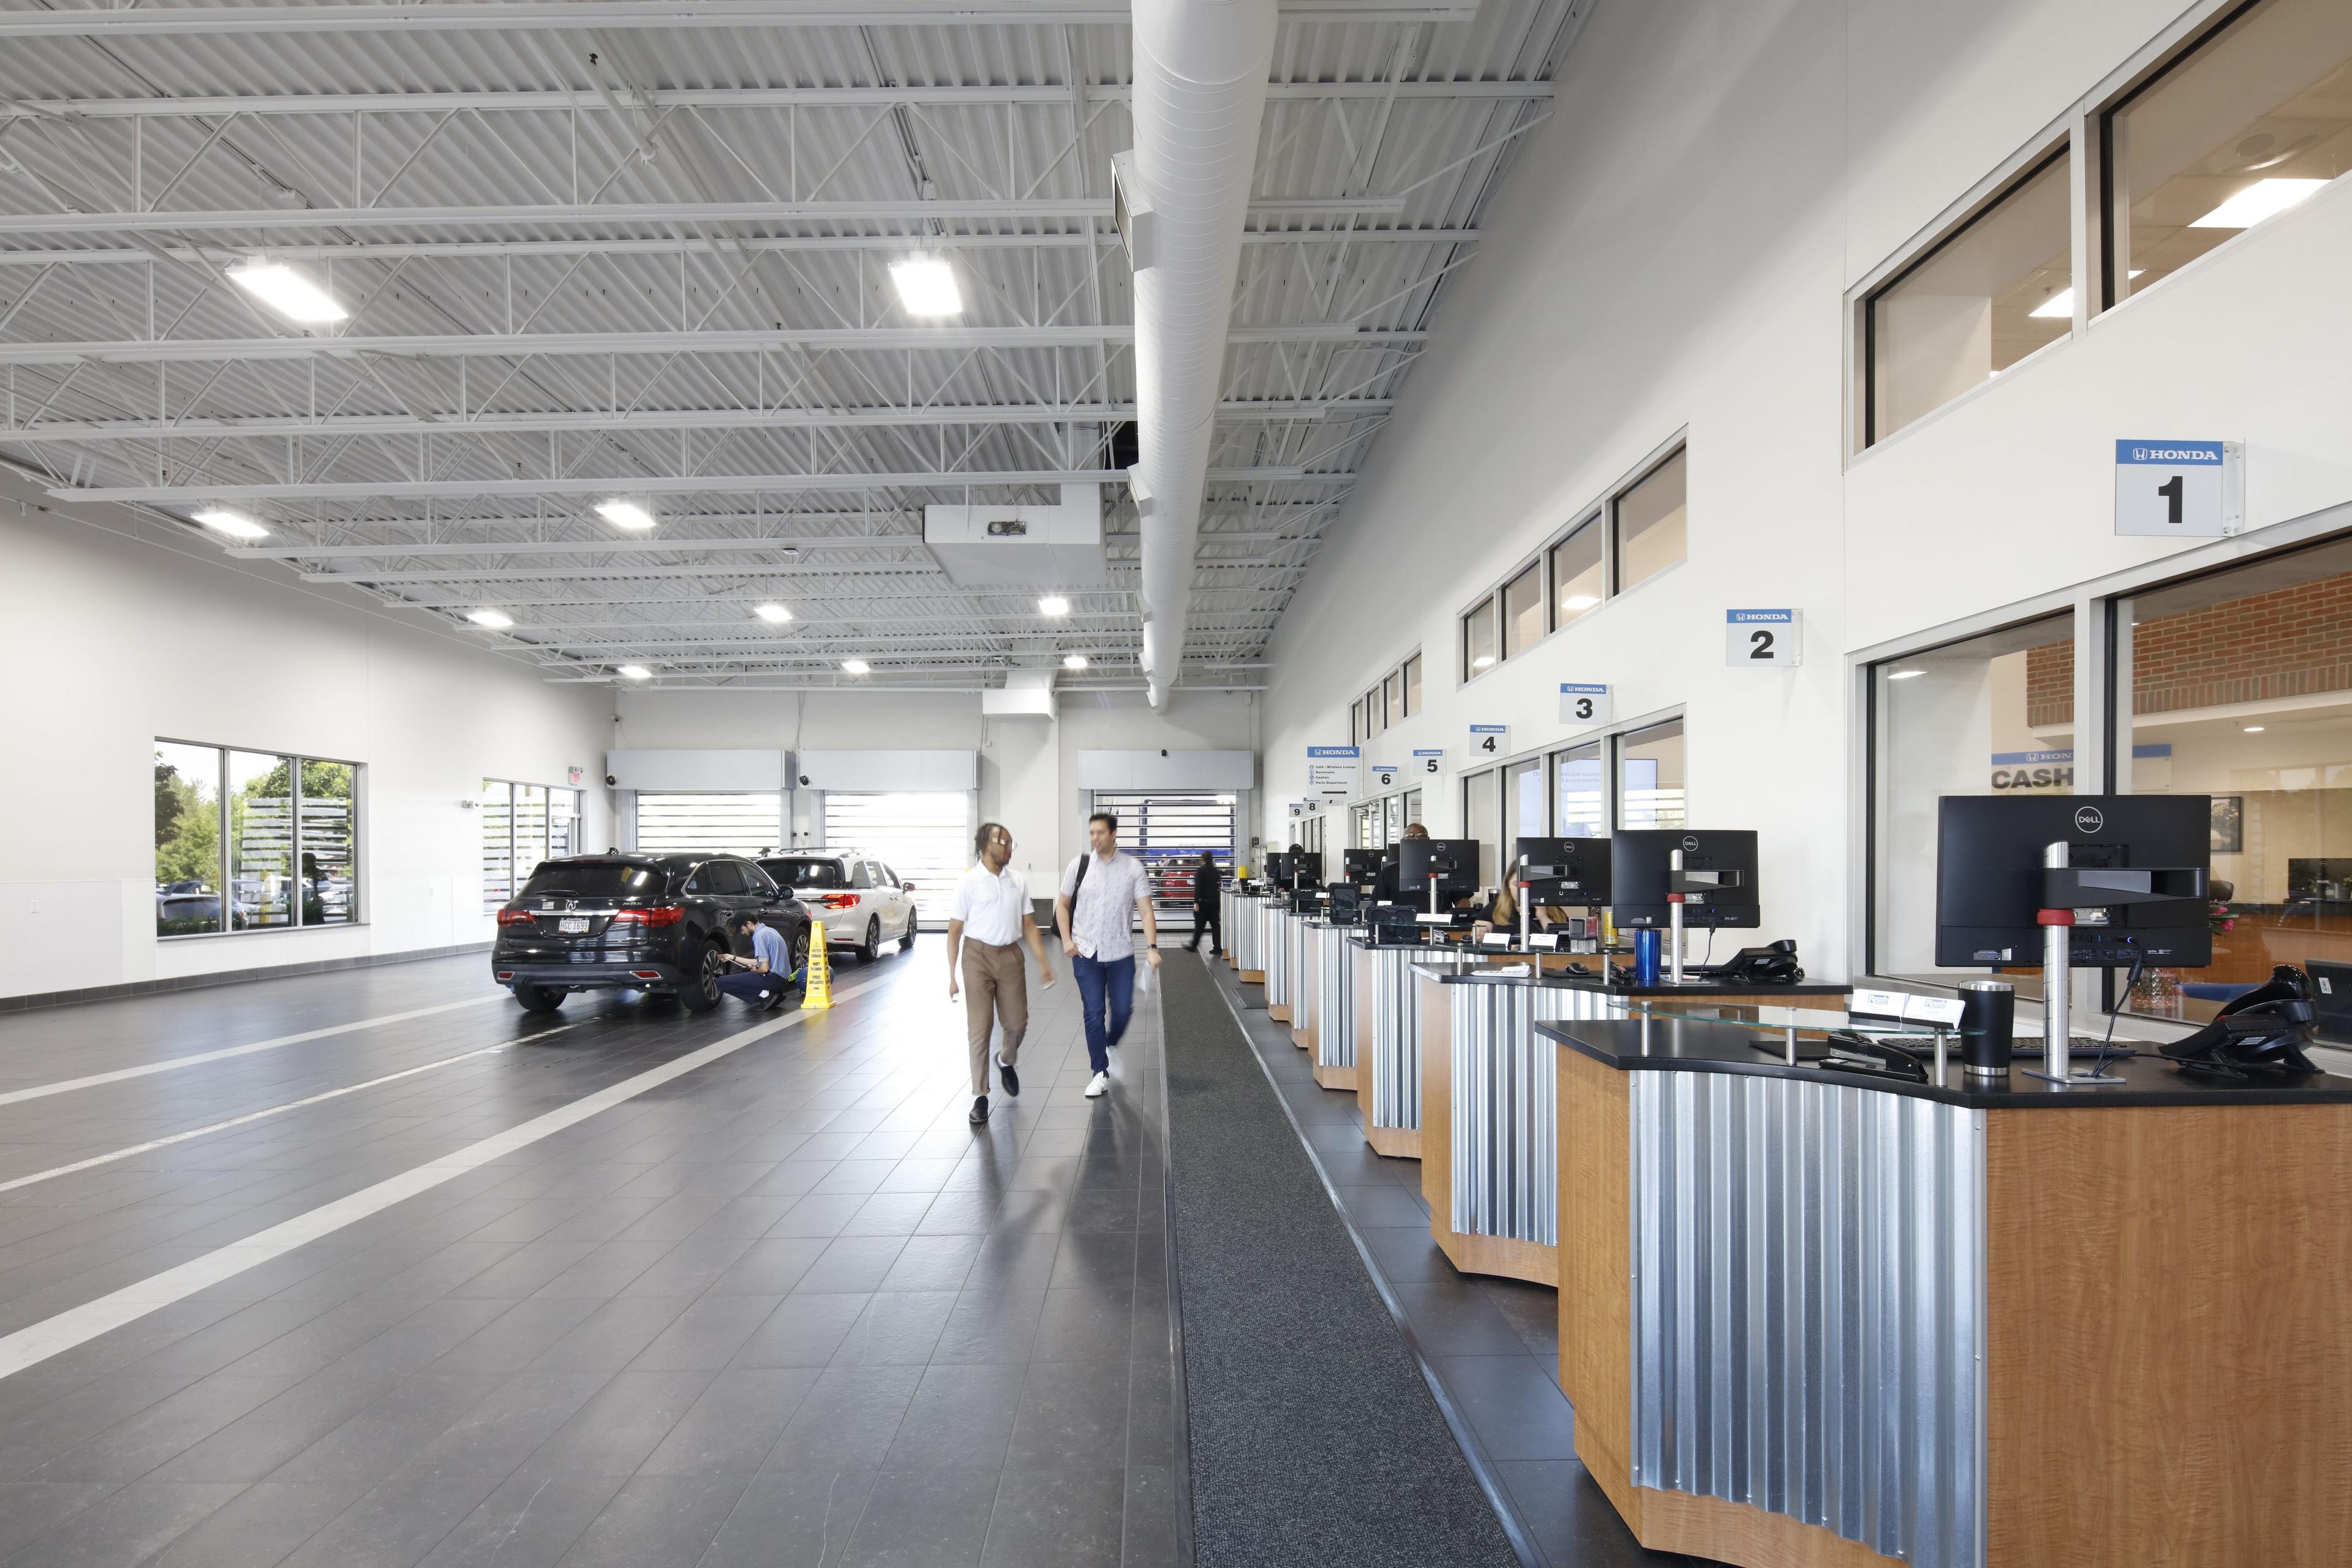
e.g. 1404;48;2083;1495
1632;928;1662;987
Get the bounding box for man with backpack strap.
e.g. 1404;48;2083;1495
1055;812;1161;1099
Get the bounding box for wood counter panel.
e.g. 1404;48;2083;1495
1418;973;1453;1231
1985;1102;2352;1567
1556;1043;1631;1482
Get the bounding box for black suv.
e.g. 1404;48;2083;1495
491;853;813;1014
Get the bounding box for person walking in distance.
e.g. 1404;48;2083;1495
1185;848;1221;956
946;823;1055;1125
1056;812;1161;1099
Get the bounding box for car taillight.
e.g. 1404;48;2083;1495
496;908;533;925
612;905;685;927
818;893;859;910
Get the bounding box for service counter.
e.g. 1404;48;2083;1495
1228;889;1276;982
1264;904;1299;1022
1297;920;1357;1087
1417;973;1846;1287
1219;883;1237;970
1347;941;1487;1158
1539;1009;2352;1568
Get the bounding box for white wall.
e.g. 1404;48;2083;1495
614;687;1260;890
1259;0;2352;979
0;470;614;1000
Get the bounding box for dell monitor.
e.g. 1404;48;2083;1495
1510;837;1611;907
1611;829;1759;930
1934;794;2211;969
1342;848;1385;885
1397;838;1480;907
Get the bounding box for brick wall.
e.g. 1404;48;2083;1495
2026;638;2073;729
2132;569;2352;716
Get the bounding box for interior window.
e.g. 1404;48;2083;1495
1550;518;1605;630
1613;448;1689;594
1868;148;2073;442
1464;596;1499;677
2104;0;2352;307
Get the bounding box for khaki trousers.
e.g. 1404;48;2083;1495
961;939;1028;1095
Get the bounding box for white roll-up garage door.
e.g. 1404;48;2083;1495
821;791;973;924
634;792;787;856
1088;790;1237;933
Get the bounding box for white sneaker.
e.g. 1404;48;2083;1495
1084;1071;1109;1098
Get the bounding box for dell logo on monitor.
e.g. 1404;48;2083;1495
2074;805;2106;834
1681;835;1700;852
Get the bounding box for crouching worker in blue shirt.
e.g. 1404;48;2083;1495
715;911;796;1011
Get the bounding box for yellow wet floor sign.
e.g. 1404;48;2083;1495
801;919;832;1011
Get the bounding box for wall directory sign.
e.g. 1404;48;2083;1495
1725;609;1801;666
1557;683;1611;726
1368;761;1401;790
1413;747;1444;776
1306;745;1361;799
2114;440;2242;537
1469;724;1509;759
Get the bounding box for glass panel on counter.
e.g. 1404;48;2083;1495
1553;741;1607;838
2117;533;2352;1022
1870;611;2076;997
1464;767;1502;889
1618;720;1687;831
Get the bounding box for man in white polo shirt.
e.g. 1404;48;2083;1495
946;821;1055;1125
1055;811;1161;1100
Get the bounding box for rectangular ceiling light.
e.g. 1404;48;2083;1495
192;507;268;539
2190;178;2328;229
841;658;871;676
616;665;652;680
595;499;657;531
889;256;963;317
226;260;348;323
753;603;793;623
466;609;514;628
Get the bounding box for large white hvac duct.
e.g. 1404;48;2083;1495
1125;0;1278;708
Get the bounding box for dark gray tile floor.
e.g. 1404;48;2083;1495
1208;959;1687;1567
0;947;1177;1567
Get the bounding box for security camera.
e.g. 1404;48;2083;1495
604;773;617;786
1160;748;1168;757
799;774;811;786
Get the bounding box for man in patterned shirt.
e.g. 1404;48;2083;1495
1054;812;1162;1099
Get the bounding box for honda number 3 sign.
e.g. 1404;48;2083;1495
2114;440;2242;537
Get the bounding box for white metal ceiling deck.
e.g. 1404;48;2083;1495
0;0;1587;692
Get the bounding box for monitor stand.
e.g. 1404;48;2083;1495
2023;839;2124;1088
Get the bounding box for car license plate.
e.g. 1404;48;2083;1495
559;917;590;934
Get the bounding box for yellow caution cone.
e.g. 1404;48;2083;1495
801;919;833;1011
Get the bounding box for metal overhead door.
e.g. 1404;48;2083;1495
634;793;785;856
1088;790;1237;935
821;791;972;925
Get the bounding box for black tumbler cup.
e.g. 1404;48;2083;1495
1958;979;2015;1078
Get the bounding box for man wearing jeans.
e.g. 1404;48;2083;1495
1055;812;1161;1099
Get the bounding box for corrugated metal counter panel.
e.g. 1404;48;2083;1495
1230;894;1268;970
1283;913;1312;1022
1630;1071;1985;1568
1363;949;1479;1133
1264;905;1292;1007
1446;980;1607;1246
1312;924;1357;1069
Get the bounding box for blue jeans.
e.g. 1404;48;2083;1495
1069;954;1134;1074
715;970;785;1005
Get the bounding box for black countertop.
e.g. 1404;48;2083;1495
1537;1016;2352;1109
1439;968;1851;999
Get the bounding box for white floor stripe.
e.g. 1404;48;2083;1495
0;1003;820;1381
0;993;508;1110
0;1021;585;1196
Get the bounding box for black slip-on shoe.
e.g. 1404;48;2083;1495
997;1057;1020;1097
968;1095;989;1124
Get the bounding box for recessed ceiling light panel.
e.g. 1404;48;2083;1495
226;259;348;323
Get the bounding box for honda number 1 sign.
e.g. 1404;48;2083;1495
2114;440;2242;537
